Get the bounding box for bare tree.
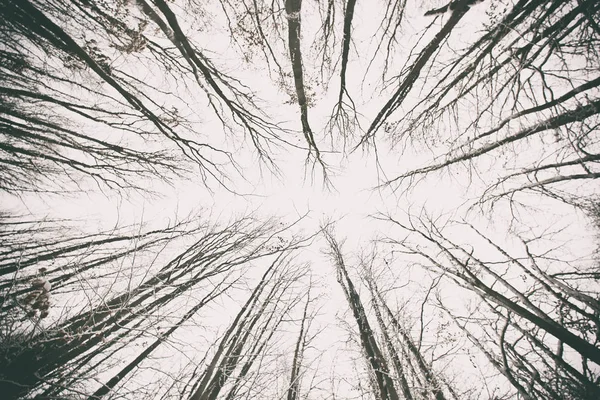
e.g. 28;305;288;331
1;0;189;193
0;213;314;399
187;253;310;400
367;0;600;210
362;0;478;144
286;277;318;400
376;211;600;399
2;0;320;194
324;228;401;400
363;264;452;400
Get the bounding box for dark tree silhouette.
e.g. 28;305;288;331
376;211;600;399
2;1;599;399
325;229;401;400
0;213;314;399
369;0;600;211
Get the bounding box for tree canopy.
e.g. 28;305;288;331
1;0;599;399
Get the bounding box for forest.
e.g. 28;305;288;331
1;0;599;399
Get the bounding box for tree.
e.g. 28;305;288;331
1;0;183;193
324;227;464;400
376;211;600;399
367;0;600;211
0;213;314;399
325;228;401;400
187;254;311;400
1;0;308;194
2;1;599;399
364;266;452;400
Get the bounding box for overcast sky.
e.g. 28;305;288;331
3;0;599;398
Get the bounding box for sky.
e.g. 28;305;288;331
2;0;599;398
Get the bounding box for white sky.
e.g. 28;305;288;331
2;0;599;398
